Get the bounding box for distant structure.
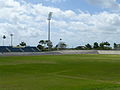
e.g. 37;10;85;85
0;46;40;53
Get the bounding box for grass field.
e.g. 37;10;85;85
0;54;120;90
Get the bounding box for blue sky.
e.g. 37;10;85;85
26;0;105;13
0;0;120;47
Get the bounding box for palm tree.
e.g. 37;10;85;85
85;43;92;49
56;42;67;50
60;43;67;49
93;42;99;49
114;43;117;49
39;40;46;47
19;41;26;46
3;35;6;46
46;40;53;49
44;40;48;47
39;40;44;45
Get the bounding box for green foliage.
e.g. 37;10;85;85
75;42;112;50
114;43;117;49
39;40;53;51
56;42;67;50
19;41;26;46
75;46;85;50
37;45;44;51
39;40;45;45
85;43;92;49
93;42;99;49
100;42;110;47
0;55;120;89
39;40;47;47
98;42;111;50
47;40;53;49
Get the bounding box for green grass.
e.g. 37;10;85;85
0;54;120;90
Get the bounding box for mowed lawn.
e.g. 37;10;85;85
0;55;120;90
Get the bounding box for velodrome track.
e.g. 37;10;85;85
1;50;120;56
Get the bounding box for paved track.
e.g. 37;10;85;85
1;50;120;56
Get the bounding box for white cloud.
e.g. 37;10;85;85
86;0;120;10
0;0;20;8
45;0;66;3
0;0;120;47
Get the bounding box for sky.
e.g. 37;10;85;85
0;0;120;47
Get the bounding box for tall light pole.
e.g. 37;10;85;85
3;35;6;46
10;34;13;46
48;12;53;50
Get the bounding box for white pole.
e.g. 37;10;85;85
48;12;53;50
10;34;13;46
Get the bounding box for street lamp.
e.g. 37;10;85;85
48;12;53;50
10;34;13;46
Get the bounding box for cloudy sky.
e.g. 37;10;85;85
0;0;120;47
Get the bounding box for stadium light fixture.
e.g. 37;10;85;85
48;12;53;20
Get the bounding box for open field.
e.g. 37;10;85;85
0;54;120;90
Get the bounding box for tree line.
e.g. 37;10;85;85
75;42;119;50
10;39;120;51
37;40;67;51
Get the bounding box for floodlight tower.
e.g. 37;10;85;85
10;34;13;46
2;35;6;46
48;12;53;50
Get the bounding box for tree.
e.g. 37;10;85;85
99;42;111;50
75;46;85;50
85;43;92;49
93;42;99;49
61;43;67;49
104;42;110;46
100;42;110;47
100;42;104;48
38;40;53;51
56;42;67;50
39;40;45;46
37;45;44;51
114;43;117;49
47;40;53;49
39;40;53;47
38;40;45;51
19;41;26;46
